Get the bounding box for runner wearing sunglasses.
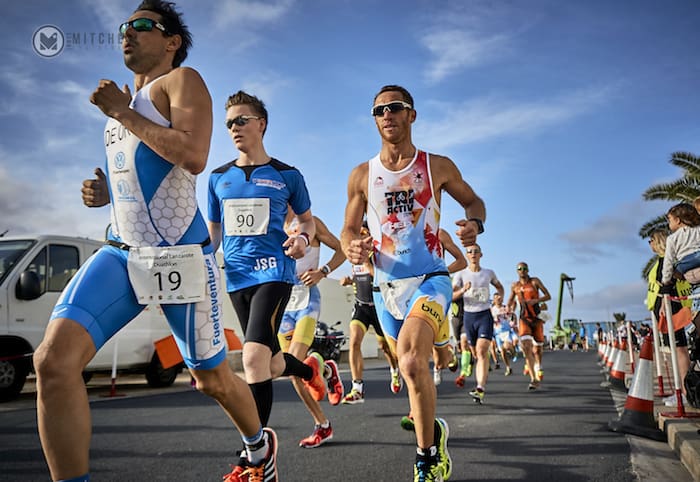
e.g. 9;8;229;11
34;2;277;482
341;84;486;481
506;262;551;390
208;90;337;476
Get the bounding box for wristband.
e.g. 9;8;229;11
296;232;310;247
468;218;484;234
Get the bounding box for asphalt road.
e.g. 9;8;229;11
0;350;692;481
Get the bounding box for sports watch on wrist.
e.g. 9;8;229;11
469;218;485;234
321;264;331;276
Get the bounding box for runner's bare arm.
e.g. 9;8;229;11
81;168;110;207
431;155;486;246
438;228;467;273
283;209;316;259
207;221;222;252
90;67;213;175
534;278;552;303
341;163;372;265
314;217;346;273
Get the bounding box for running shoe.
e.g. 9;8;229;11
224;428;278;482
454;375;466;388
494;363;500;370
465;360;473;377
413;458;443;482
447;351;459;372
537;369;544;381
391;370;403;394
435;417;452;480
400;414;415;432
342;388;365;404
302;353;327;402
433;367;442;386
528;380;540;391
325;360;344;406
505;366;512;376
469;387;485;404
299;423;333;448
222;449;247;481
523;366;529;376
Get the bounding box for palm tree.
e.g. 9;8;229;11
639;151;700;277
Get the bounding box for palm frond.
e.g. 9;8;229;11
638;215;668;238
671;151;700;178
613;312;626;322
642;178;700;202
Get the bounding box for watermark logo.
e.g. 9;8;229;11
32;25;64;58
32;25;120;58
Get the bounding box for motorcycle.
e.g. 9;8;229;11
309;320;346;363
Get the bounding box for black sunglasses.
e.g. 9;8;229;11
517;266;529;271
119;18;168;36
371;101;413;117
226;115;263;130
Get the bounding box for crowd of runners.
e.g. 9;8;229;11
33;2;563;481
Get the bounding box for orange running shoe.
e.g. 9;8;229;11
302;353;327;402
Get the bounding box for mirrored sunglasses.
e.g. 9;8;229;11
119;18;168;36
226;115;262;130
371;101;413;117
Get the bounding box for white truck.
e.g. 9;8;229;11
0;234;180;402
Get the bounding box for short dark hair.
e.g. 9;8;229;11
225;91;269;135
135;0;192;67
668;202;700;227
373;85;415;108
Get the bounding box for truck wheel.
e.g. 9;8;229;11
0;359;28;402
145;353;179;388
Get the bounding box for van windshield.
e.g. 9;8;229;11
0;240;35;285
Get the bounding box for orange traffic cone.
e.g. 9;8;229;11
609;339;628;392
608;335;666;442
606;340;619;372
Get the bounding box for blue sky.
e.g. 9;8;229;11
2;0;699;329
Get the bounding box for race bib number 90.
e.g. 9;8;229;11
224;198;270;236
127;245;206;304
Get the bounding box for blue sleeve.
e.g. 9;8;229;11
286;168;311;215
207;173;221;223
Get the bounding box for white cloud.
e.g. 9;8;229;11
212;0;295;30
564;280;650;322
0;163;108;240
415;87;611;151
559;200;662;263
85;0;131;32
421;30;509;83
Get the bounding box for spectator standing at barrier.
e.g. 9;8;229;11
506;262;551;390
341;84;486;480
580;324;589;351
647;228;692;407
661;203;700;287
